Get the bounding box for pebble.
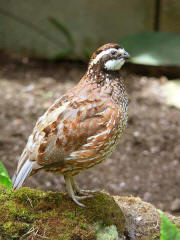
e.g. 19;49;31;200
45;181;52;187
143;192;152;201
134;175;140;181
136;216;142;223
171;198;180;212
119;182;126;189
133;131;140;137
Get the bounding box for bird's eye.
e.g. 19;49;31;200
111;51;117;56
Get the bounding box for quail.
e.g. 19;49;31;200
12;43;130;207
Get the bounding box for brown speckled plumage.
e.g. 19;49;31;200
12;43;130;207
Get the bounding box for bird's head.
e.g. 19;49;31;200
89;43;130;72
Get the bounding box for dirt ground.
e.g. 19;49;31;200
0;54;179;215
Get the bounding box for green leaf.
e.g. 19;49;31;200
0;161;12;191
159;211;180;240
48;17;75;47
120;32;180;66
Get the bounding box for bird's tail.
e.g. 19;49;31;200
12;149;33;189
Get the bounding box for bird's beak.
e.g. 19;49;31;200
123;51;130;60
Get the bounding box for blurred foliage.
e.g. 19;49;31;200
162;80;180;109
120;32;180;67
159;211;180;240
42;91;53;99
83;47;92;59
0;161;12;191
48;17;75;60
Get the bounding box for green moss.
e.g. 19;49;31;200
80;223;89;231
57;232;71;240
0;187;125;239
63;210;76;219
2;221;30;239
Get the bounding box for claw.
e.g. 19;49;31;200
64;175;86;207
71;177;100;196
64;175;99;207
75;195;94;200
79;189;100;194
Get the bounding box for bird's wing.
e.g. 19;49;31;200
12;95;119;188
12;95;70;188
33;96;119;165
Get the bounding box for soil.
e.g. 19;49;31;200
0;54;179;215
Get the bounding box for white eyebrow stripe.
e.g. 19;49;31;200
90;48;117;66
118;48;125;54
90;47;125;66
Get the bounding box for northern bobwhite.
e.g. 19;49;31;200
12;43;130;207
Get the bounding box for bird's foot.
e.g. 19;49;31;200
71;177;99;196
65;175;95;207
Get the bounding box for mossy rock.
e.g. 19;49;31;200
115;196;180;240
1;186;179;240
0;187;125;240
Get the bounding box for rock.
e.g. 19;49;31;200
171;198;180;212
114;196;180;240
0;186;179;239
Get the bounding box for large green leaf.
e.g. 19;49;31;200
120;32;180;66
0;161;12;191
159;211;180;240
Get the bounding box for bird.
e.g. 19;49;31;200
12;43;130;207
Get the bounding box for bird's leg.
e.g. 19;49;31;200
64;175;92;207
70;176;99;196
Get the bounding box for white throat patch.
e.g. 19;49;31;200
104;59;125;71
